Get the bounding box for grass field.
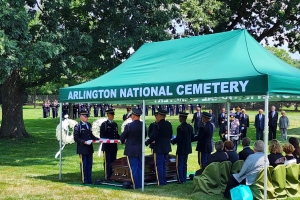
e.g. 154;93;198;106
0;106;299;200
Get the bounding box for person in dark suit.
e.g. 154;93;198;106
218;108;226;138
73;104;79;119
209;109;216;125
120;108;146;189
148;112;158;153
145;108;173;186
100;109;120;180
239;109;249;139
62;103;69;117
73;110;99;184
122;107;132;121
238;137;254;161
151;105;156;116
189;104;194;114
268;106;278;140
171;112;193;184
191;106;202;134
195;140;228;176
193;112;215;169
254;109;265;140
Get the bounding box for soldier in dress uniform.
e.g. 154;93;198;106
189;104;194;114
175;104;179;115
193;112;215;169
62;103;69;117
120;108;147;189
73;110;99;184
100;104;104;117
151;105;156;116
169;104;174;116
145;108;173;186
100;109;120;180
171;112;193;184
148;112;158;153
122;107;132;121
220;113;240;152
93;104;99;117
73;104;79;119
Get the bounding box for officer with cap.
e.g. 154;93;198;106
120;108;147;189
221;113;240;151
122;107;132;121
73;110;99;184
100;109;120;180
93;104;99;117
171;112;193;184
193;112;215;169
145;108;173;186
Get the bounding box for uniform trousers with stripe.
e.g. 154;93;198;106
154;153;168;185
103;151;117;180
79;154;93;184
176;155;188;183
127;156;142;189
198;151;210;169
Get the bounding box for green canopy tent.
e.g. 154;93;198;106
59;30;300;197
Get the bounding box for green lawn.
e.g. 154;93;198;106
0;106;299;199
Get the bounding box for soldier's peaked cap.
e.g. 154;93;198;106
179;112;189;117
132;108;142;116
105;109;115;115
202;112;212;119
79;110;89;117
157;108;168;115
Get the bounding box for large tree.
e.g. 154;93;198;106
0;0;180;139
178;0;300;53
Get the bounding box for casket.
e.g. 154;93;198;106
110;154;177;183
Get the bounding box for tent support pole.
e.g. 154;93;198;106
263;94;269;200
142;100;145;192
226;101;230;141
59;102;63;180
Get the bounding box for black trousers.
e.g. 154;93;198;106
224;175;246;198
269;125;277;140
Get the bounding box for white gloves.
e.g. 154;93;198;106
241;127;245;130
86;140;92;145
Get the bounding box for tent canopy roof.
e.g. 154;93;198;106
59;30;300;103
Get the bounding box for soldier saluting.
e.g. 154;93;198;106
100;109;120;181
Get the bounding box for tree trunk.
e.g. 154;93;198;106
0;70;30;139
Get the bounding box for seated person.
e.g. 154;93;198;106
238;137;254;161
224;140;239;164
282;142;297;165
268;139;285;167
223;140;267;199
195;140;228;176
288;137;300;164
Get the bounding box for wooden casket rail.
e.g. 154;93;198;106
110;154;177;183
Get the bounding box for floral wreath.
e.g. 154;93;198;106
56;118;78;145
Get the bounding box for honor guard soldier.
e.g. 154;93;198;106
148;112;159;153
73;104;79;119
93;104;99;117
193;112;215;169
189;104;194;114
151;105;156;116
171;112;193;184
100;109;120;180
145;108;173;186
73;110;99;184
100;104;104;117
42;101;48;118
221;113;240;151
123;107;132;121
50;100;59;118
120;108;147;189
62;103;69;117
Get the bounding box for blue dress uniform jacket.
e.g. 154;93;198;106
147;119;173;154
195;121;214;153
100;120;120;151
74;122;99;154
172;122;193;155
121;120;147;157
